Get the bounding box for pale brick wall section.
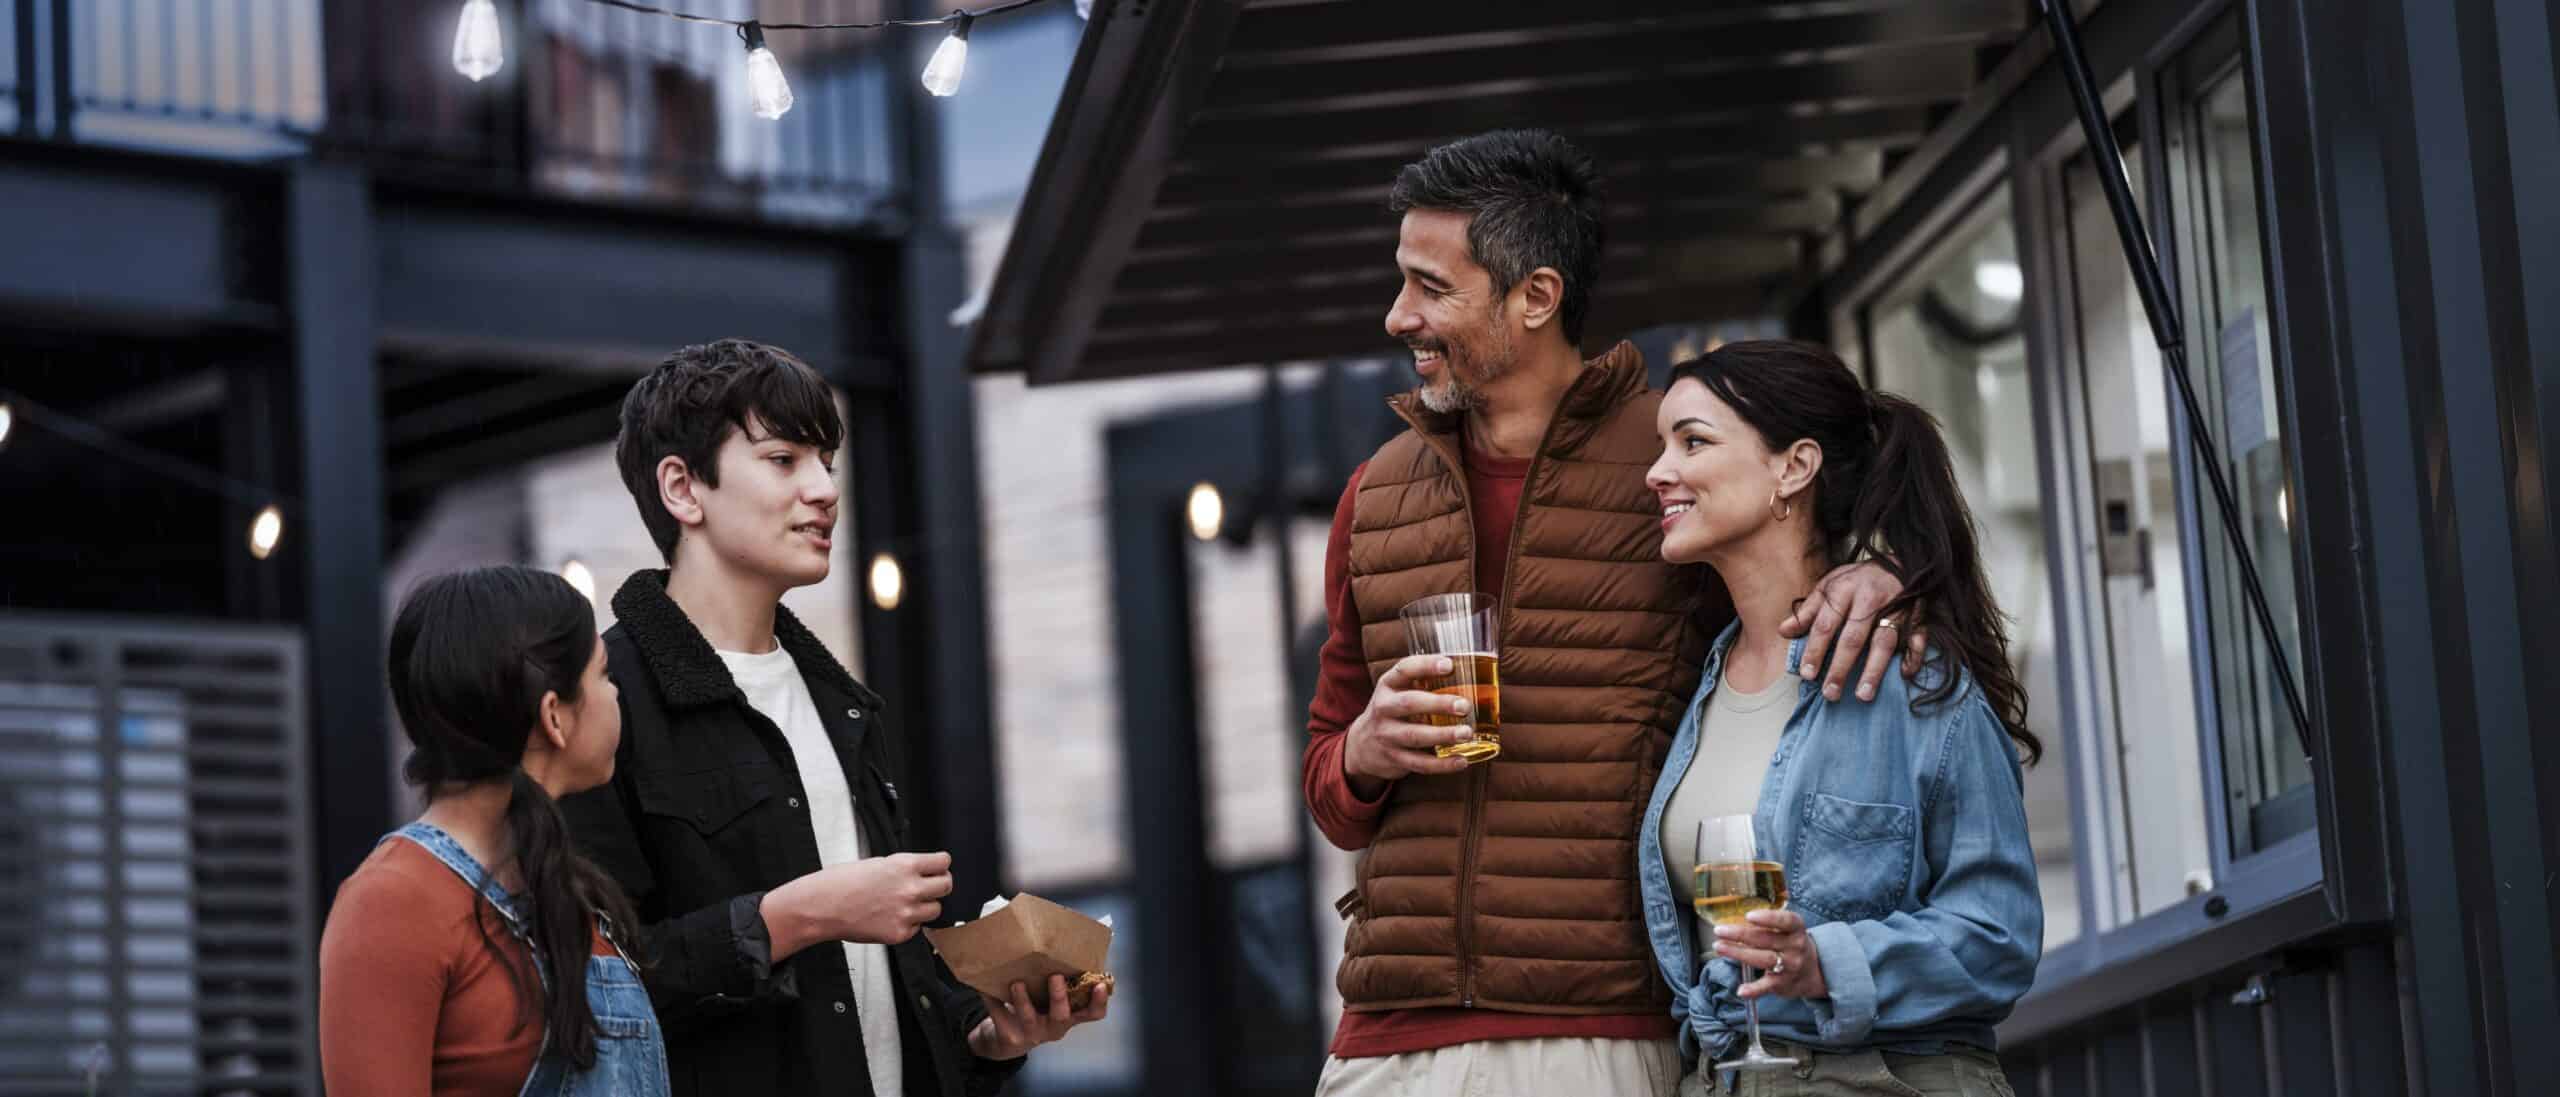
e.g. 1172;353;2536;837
382;473;531;821
524;440;865;676
1185;523;1334;868
1187;516;1357;1038
976;367;1303;887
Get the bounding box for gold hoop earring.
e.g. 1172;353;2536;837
1769;488;1794;523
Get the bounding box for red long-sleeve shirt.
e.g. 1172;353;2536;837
1302;439;1677;1059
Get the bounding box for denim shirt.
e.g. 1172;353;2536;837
391;822;672;1097
1636;624;2042;1066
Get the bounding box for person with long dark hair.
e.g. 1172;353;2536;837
1637;341;2042;1095
320;566;667;1096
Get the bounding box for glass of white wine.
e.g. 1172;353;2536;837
1695;814;1796;1073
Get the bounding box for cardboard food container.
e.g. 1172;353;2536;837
924;893;1114;1008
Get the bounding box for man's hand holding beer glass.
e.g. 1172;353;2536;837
1341;652;1484;800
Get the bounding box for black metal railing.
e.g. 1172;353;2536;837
2;0;901;224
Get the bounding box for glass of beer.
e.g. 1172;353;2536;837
1696;814;1796;1073
1397;593;1501;764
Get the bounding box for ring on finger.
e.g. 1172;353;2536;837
1875;616;1900;631
1770;953;1786;976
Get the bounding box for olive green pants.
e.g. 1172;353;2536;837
1679;1040;2016;1097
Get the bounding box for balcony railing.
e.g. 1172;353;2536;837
4;0;325;155
3;0;901;225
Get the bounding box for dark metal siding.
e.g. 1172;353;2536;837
2002;936;2408;1097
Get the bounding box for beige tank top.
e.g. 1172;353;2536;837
1660;662;1797;902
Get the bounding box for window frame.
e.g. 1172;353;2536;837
1824;0;2348;1043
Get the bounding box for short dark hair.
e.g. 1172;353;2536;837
1388;129;1606;344
614;339;844;562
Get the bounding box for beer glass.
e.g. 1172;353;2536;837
1397;593;1501;764
1697;815;1795;1073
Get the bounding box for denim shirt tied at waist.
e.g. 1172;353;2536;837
1636;623;2043;1068
390;822;672;1097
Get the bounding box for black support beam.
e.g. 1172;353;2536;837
288;163;390;911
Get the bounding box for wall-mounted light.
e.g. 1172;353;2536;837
1186;482;1224;543
0;400;14;451
1974;259;2024;302
868;552;905;611
247;505;284;561
560;559;597;603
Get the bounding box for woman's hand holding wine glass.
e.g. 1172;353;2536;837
1712;909;1828;1000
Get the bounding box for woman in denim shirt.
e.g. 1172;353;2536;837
1637;341;2042;1096
320;567;670;1096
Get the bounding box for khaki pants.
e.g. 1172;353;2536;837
1315;1037;1681;1097
1679;1040;2016;1097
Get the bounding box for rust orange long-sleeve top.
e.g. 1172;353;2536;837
319;834;614;1096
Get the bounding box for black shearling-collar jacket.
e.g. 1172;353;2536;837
559;569;1021;1097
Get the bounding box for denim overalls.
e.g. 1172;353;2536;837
390;822;671;1097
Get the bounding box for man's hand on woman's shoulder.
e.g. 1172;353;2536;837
1779;560;1926;704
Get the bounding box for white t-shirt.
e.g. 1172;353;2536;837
719;645;904;1097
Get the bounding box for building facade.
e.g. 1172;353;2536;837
969;0;2560;1094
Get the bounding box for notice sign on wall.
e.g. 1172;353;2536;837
2219;306;2273;457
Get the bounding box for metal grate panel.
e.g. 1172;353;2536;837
0;614;313;1097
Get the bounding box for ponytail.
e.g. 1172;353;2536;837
389;566;644;1071
1849;394;2041;764
1670;341;2042;765
504;768;642;1070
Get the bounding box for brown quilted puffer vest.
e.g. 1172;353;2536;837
1337;342;1726;1015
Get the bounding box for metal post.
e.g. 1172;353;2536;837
287;163;391;907
2033;0;2316;758
1261;364;1328;1065
1106;442;1221;1096
46;0;71;134
12;0;36;136
884;0;1006;909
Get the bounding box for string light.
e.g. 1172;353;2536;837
921;12;974;97
737;22;795;120
248;505;285;561
1186;482;1224;543
452;0;505;82
450;1;1055;114
868;553;906;611
0;390;295;555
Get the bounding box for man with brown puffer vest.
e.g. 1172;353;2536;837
1301;129;1919;1096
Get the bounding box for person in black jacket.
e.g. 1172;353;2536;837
561;339;1107;1097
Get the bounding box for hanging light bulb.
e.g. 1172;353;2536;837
740;22;793;120
451;0;505;83
868;553;905;612
560;559;597;603
921;12;974;97
247;505;284;561
1186;482;1224;543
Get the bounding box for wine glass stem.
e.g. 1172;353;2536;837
1744;968;1768;1055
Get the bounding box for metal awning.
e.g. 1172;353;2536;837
970;0;2033;384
